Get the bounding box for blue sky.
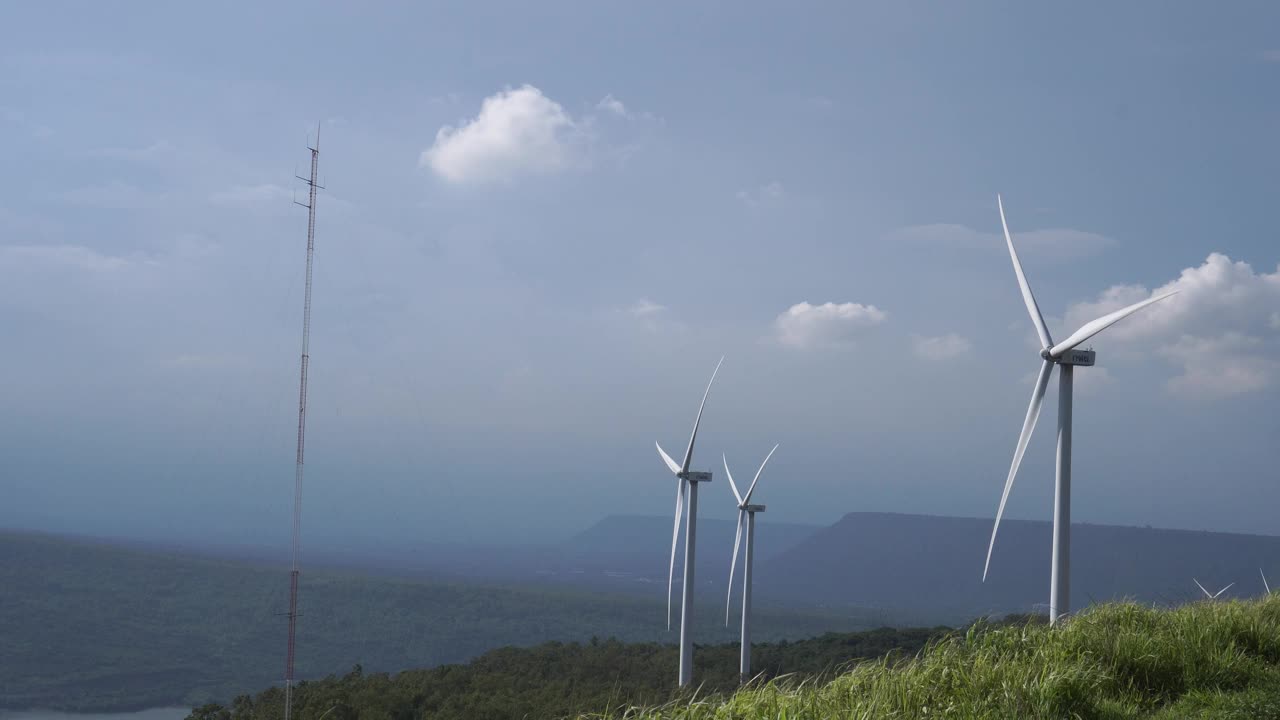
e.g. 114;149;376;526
2;2;1279;550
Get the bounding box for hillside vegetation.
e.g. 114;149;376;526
184;626;943;720
587;597;1280;719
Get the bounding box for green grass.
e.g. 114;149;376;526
584;596;1280;719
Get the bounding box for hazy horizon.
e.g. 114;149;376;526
3;2;1279;551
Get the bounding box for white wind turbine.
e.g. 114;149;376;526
983;195;1179;625
723;444;778;683
1194;578;1234;600
656;356;722;688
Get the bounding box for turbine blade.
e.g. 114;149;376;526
656;442;681;475
999;194;1054;350
744;444;779;505
1194;578;1211;598
681;356;724;473
1216;583;1234;599
726;510;744;625
724;454;744;506
667;478;685;630
1049;291;1179;357
1262;568;1271;595
983;359;1054;581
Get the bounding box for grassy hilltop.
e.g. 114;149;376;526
589;597;1280;719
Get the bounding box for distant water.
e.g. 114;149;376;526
0;709;189;720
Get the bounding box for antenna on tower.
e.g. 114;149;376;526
283;122;322;720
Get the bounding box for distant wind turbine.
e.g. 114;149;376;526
983;195;1179;625
723;444;778;683
656;357;722;688
1194;578;1234;600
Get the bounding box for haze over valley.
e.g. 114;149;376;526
3;2;1280;718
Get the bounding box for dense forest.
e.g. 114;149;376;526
0;530;886;711
183;625;949;720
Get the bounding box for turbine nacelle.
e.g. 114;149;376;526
1056;349;1096;367
681;471;713;483
1040;347;1097;366
741;503;766;513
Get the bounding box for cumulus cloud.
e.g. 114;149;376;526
736;181;785;206
890;223;1115;263
1062;253;1280;398
774;301;886;349
0;244;134;272
421;85;585;185
61;181;164;210
619;297;679;333
629;298;666;317
93;140;175;162
913;333;972;361
596;94;628;117
209;183;290;209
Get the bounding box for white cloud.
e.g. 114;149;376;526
0;244;134;273
94;140;175;162
168;353;252;371
890;223;1115;263
736;181;785;206
1062;253;1280;398
61;181;163;209
596;94;628;117
1;108;55;140
774;301;886;349
209;183;290;209
913;333;972;361
0;208;61;238
617;297;679;334
1161;334;1277;398
421;85;584;185
629;298;666;317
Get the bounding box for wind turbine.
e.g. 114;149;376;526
656;357;722;688
1261;568;1271;595
983;195;1179;625
723;444;778;683
1194;578;1234;600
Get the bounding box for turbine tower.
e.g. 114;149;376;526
983;195;1178;625
723;444;778;684
656;357;722;688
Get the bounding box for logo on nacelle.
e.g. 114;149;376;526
1061;349;1097;366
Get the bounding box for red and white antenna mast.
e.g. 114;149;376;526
284;125;322;720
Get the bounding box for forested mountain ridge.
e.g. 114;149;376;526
756;511;1280;617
